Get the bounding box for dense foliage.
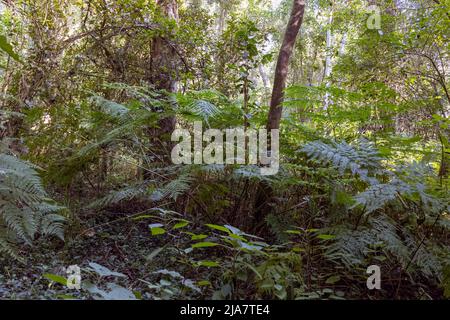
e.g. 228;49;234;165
0;0;449;300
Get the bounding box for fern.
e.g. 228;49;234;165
301;139;382;183
302;140;446;216
88;182;151;209
89;167;194;209
150;172;193;202
351;180;405;214
402;234;443;279
0;153;65;260
325;215;444;279
352;172;445;215
176;90;230;126
185;99;220;122
90;95;131;118
304;139;448;282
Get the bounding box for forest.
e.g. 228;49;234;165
0;0;449;301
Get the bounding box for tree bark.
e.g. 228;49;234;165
266;0;306;130
253;0;306;232
151;0;179;92
323;9;333;111
147;0;179;167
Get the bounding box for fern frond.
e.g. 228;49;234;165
0;152;66;260
187;99;220;120
325;215;444;280
39;213;65;240
352;183;399;214
301;139;382;182
88;182;150;209
0;233;23;262
150;173;193;201
176;90;226;123
90;95;130;118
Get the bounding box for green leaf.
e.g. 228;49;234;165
191;234;208;240
325;275;341;284
0;35;21;62
197;260;220;267
228;233;246;241
150;227;166;236
173;220;189;229
43;273;68;286
317;234;336;240
285;230;302;235
132;215;157;221
133;291;142;300
149;223;166;236
56;294;77;300
192;241;219;248
205;224;230;233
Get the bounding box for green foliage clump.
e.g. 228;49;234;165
0;153;65;261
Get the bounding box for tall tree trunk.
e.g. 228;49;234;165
147;0;179;168
152;0;179;93
323;8;333;111
253;0;306;232
266;0;306;131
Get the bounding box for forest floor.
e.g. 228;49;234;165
0;211;180;299
0;208;446;300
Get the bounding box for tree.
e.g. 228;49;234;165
266;0;306;130
148;0;180;164
254;0;306;229
151;0;180;92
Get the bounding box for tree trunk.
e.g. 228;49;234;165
266;0;306;131
151;0;179;92
253;0;306;232
323;9;333;111
147;0;179;168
